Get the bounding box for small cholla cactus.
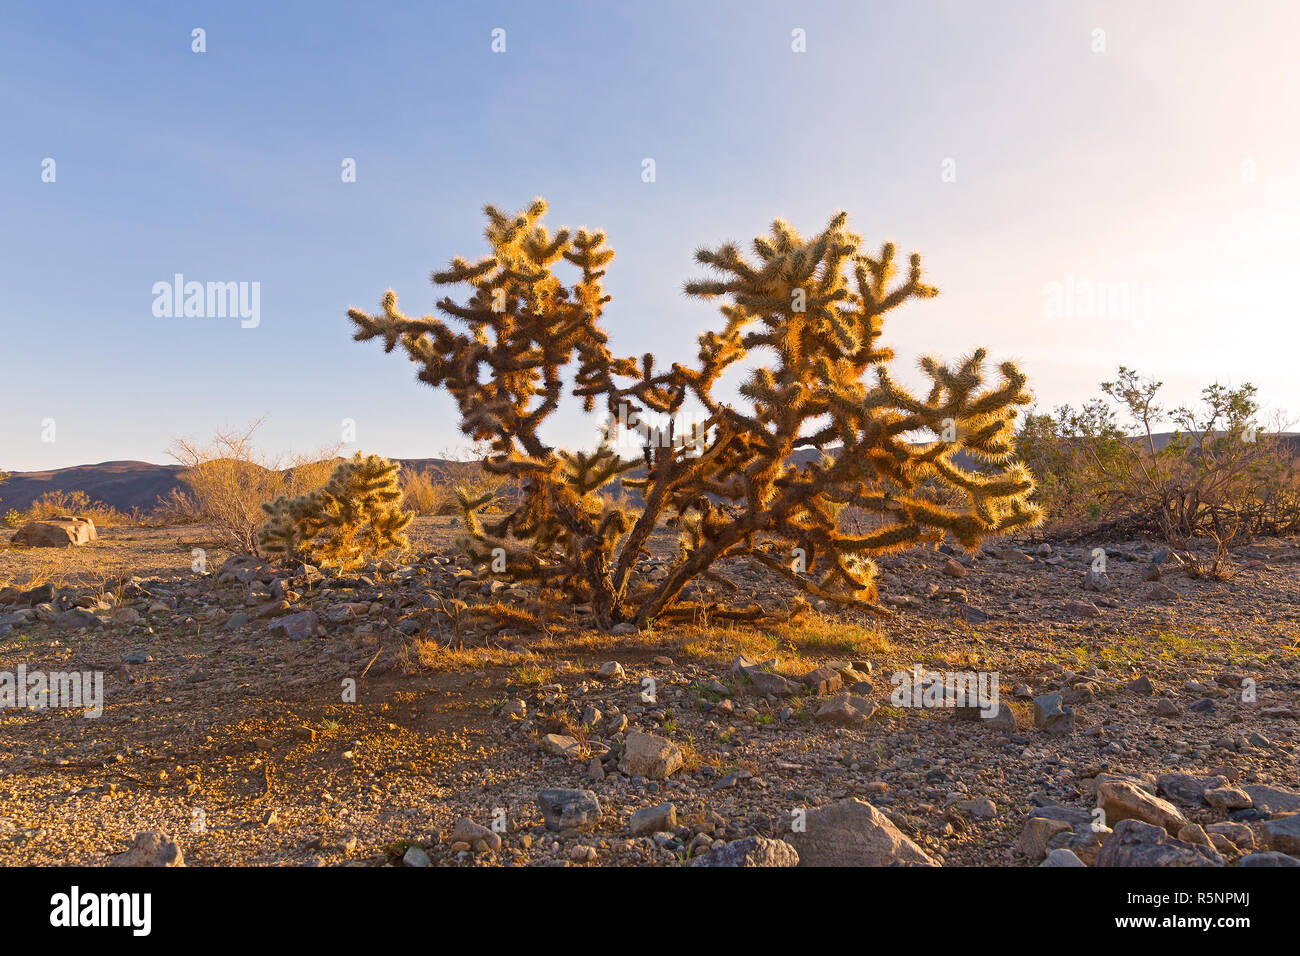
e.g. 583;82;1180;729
259;453;412;569
349;199;1041;629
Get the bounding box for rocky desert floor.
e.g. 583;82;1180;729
0;517;1297;867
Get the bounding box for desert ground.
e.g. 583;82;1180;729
0;517;1297;867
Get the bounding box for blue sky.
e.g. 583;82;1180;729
3;0;1298;471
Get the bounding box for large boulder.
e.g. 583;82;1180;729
786;798;939;867
1262;813;1300;855
1095;819;1223;867
1097;779;1187;834
11;517;96;548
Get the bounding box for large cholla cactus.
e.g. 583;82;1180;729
349;199;1041;628
259;453;412;568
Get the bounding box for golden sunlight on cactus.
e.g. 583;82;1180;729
349;199;1041;629
259;453;412;569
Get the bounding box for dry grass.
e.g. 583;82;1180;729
401;453;509;517
13;489;131;527
168;419;340;554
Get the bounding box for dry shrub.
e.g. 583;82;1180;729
401;448;510;516
1019;367;1300;543
399;468;443;516
23;489;129;527
168;419;340;554
149;487;205;526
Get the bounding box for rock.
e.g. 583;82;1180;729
1242;785;1300;815
1155;698;1180;716
952;604;989;625
959;797;997;820
1019;817;1073;862
815;694;874;725
537;789;602;831
1064;600;1101;618
219;554;273;583
628;802;676;836
402;846;431;867
269;610;319;641
596;661;625;679
112;830;185;867
56;608;101;630
540;733;582;758
748;670;797;697
1157;773;1227;806
1262;814;1300;854
837;666;868;684
691;836;800;867
501;699;527;718
1203;786;1252;813
1177;823;1214;848
610;622;638;636
1146;582;1181;602
731;654;778;679
619;731;683;779
786;798;939;867
1095;819;1223;867
1207;821;1254;850
1032;693;1075;735
942;559;967;578
1083;570;1114;593
447;817;502;850
801;666;843;695
1238;851;1300;866
1097;780;1187;834
1040;848;1087;867
11;517;97;548
1127;675;1154;695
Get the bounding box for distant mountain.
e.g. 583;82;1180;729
5;432;1294;514
0;458;456;513
1;461;186;513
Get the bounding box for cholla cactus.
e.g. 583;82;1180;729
259;453;412;568
349;199;1041;628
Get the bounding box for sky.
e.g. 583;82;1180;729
2;0;1298;472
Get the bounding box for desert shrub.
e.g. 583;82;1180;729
22;489;130;526
349;199;1041;629
169;420;340;554
1018;366;1300;542
399;468;443;516
258;453;413;568
148;487;205;526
